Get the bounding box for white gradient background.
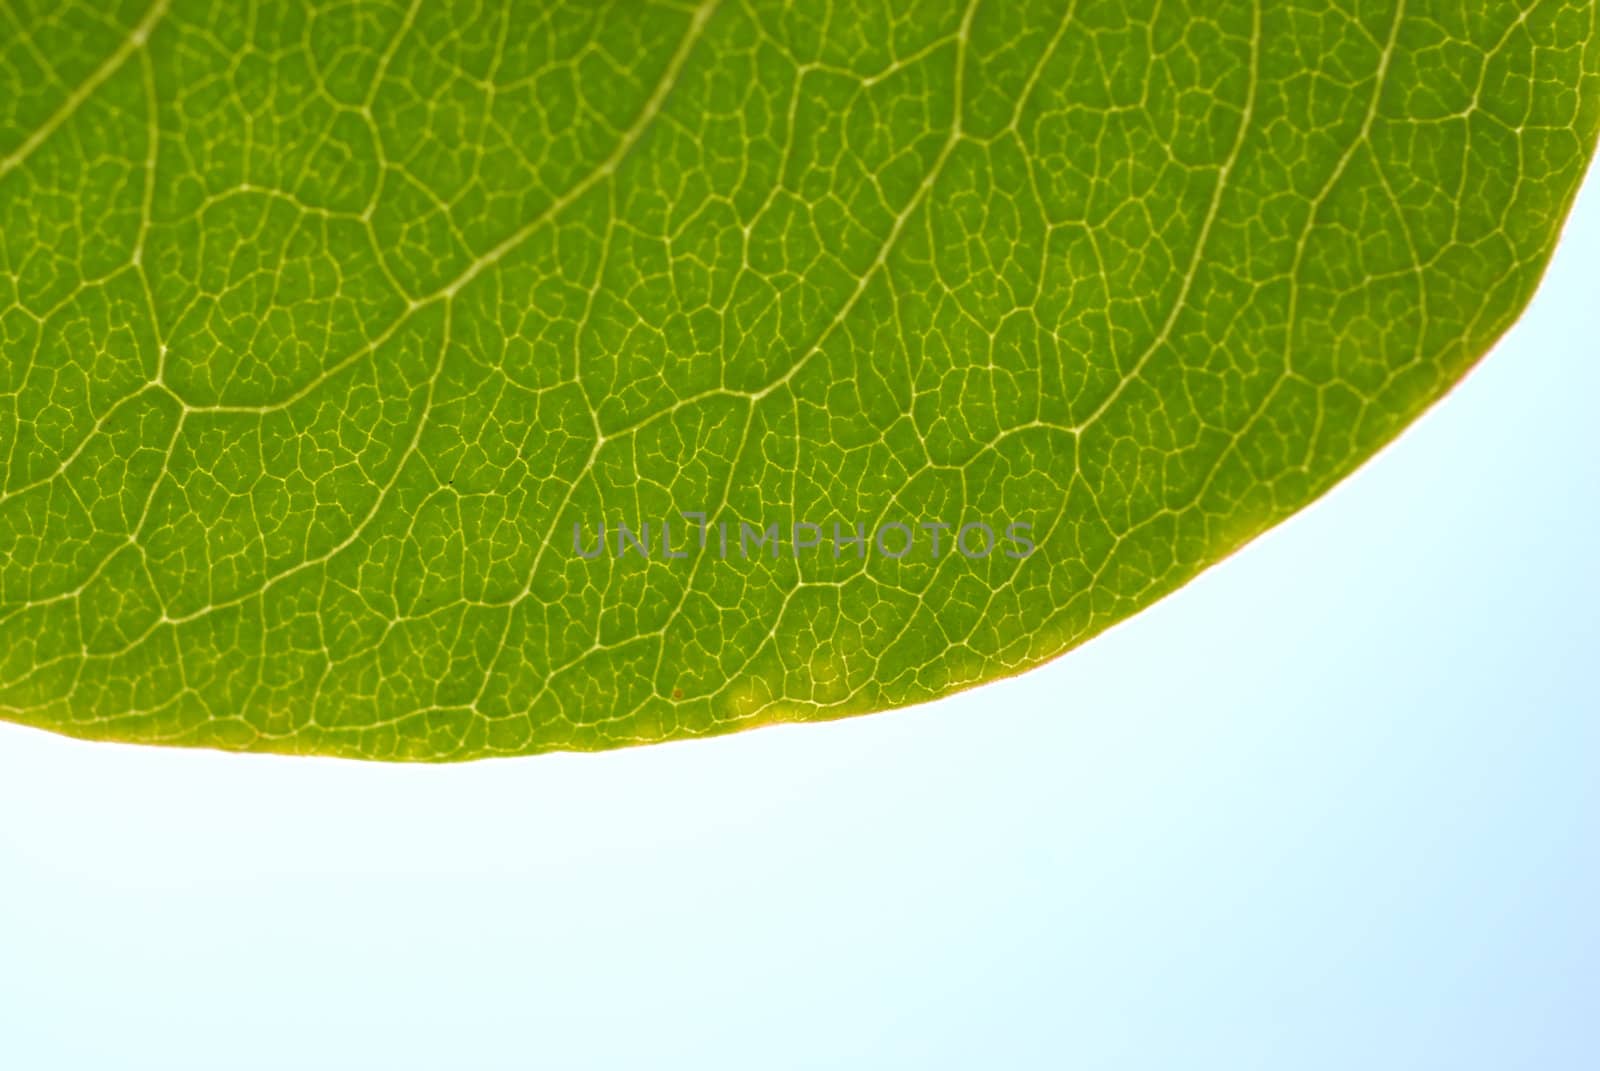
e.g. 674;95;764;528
1;166;1596;1068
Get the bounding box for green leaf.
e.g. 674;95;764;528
0;1;1595;760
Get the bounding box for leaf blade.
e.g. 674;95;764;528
1;0;1596;758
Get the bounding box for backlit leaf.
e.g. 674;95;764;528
1;0;1595;759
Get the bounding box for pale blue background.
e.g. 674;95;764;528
1;166;1595;1069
